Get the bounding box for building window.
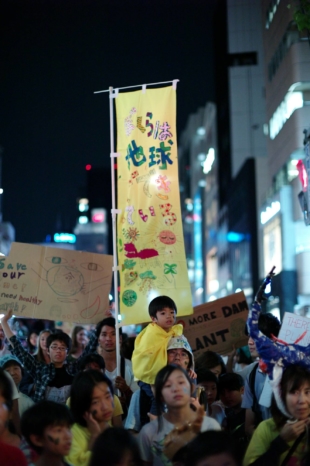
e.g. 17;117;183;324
228;52;257;67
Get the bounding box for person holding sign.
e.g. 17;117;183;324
0;310;101;403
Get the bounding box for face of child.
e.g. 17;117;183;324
248;337;258;358
0;394;10;437
4;363;22;386
199;382;217;405
161;370;192;407
286;381;310;420
48;340;68;365
220;388;243;408
90;382;114;423
151;307;176;331
40;424;72;457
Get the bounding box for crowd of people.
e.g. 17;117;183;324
0;291;310;466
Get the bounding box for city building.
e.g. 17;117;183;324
259;0;310;318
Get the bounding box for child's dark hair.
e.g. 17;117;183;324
96;317;122;338
244;312;281;338
89;427;143;466
196;369;218;409
218;372;244;393
20;401;73;454
46;333;71;352
184;431;239;466
195;350;226;376
70;369;114;427
0;368;13;411
78;353;105;372
148;295;177;318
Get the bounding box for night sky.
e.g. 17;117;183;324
0;0;218;244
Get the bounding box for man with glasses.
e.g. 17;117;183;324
0;311;100;403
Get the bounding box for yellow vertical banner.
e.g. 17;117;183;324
115;85;193;325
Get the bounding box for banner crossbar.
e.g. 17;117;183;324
94;79;179;94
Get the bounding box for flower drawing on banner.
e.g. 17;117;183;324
123;227;140;242
156;175;171;193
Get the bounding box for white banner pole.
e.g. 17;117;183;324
109;86;121;377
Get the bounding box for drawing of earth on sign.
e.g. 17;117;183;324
32;256;111;319
47;266;84;297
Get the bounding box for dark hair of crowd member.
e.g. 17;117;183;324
95;317;122;339
271;365;310;428
21;400;73;453
244;312;281;338
218;372;244;393
148;295;177;318
0;368;13;411
35;329;53;363
195;350;227;375
183;430;239;466
154;364;193;432
89;427;143;466
70;369;114;428
46;332;72;353
196;369;218;410
78;353;105;372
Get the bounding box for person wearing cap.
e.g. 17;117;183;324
125;334;195;433
0;354;34;417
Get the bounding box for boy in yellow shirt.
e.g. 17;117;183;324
132;295;183;420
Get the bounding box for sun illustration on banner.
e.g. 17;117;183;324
143;223;183;260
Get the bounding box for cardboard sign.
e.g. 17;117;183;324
278;312;310;346
177;292;249;357
0;242;113;324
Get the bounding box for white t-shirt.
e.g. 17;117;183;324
105;359;139;393
138;415;221;466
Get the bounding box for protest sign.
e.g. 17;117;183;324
115;85;193;325
177;292;249;357
278;312;310;346
0;242;113;324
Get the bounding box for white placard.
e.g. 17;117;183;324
277;312;310;347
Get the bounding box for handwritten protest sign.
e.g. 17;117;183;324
177;292;249;357
0;242;113;324
278;312;310;346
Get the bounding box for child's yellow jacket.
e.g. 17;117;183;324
132;322;183;384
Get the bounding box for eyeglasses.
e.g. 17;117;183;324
168;349;189;359
50;345;67;352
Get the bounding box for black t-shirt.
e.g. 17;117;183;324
45;366;74;404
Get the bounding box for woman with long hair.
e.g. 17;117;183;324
66;369;115;466
244;365;310;466
35;329;52;364
69;326;89;360
138;364;220;466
